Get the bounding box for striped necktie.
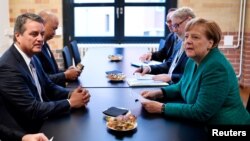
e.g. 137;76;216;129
29;59;43;102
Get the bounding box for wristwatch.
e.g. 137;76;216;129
161;104;165;114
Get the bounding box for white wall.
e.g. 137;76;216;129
0;0;10;55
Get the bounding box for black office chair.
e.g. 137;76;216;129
69;40;81;65
62;46;73;69
246;94;250;113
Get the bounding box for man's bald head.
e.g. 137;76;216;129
38;10;59;41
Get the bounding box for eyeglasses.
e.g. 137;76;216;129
172;17;189;29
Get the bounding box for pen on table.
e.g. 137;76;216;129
49;136;54;141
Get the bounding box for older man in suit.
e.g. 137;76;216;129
0;13;90;134
36;10;81;87
135;7;195;84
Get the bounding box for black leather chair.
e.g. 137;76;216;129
69;40;81;65
62;46;73;69
246;94;250;113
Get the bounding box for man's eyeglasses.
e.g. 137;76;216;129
172;17;189;29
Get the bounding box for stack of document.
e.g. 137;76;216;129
131;60;162;67
126;73;168;87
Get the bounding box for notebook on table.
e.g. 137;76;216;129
126;78;168;87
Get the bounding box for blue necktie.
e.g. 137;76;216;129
29;59;43;102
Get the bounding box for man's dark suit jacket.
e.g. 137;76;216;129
151;33;178;62
0;95;25;141
0;44;71;133
36;42;66;87
0;125;23;141
150;40;188;84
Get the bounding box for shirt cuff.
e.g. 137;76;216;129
67;99;71;107
168;73;172;80
68;91;72;99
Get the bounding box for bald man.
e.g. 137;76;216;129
36;10;81;87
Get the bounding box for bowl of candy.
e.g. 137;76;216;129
107;73;126;81
106;114;137;131
108;55;123;61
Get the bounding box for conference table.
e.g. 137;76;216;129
40;47;208;141
75;47;150;88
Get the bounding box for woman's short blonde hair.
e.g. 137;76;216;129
185;18;222;48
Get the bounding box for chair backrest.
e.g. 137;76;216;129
246;93;250;113
62;46;73;69
69;40;81;65
158;39;166;50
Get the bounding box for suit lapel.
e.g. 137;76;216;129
165;34;178;57
175;51;186;66
32;56;50;101
43;43;59;72
10;46;35;84
173;40;182;56
10;46;41;101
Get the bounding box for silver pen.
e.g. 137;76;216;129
49;136;54;141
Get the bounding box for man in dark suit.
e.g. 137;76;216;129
135;7;196;84
36;10;81;87
0;96;49;141
139;8;178;62
0;13;90;134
